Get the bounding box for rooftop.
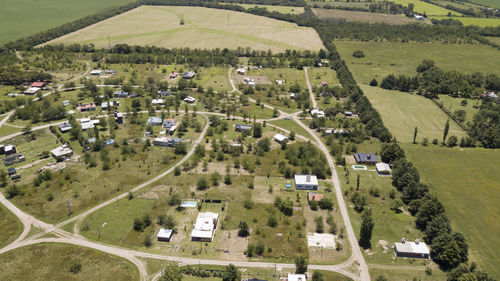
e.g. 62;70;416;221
394;239;430;255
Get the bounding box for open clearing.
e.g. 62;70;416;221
312;9;416;25
385;0;460;16
45;6;324;52
361;85;465;142
403;144;500;279
431;16;500;27
0;205;22;248
335;41;500;84
0;243;138;280
0;0;131;45
238;4;304;14
469;0;500;9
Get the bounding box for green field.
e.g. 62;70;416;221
46;6;324;52
335;41;500;84
0;205;22;248
0;243;138;280
431;16;500;27
469;0;500;8
313;8;417;25
239;4;304;14
384;0;460;16
484;36;500;45
437;95;480;124
403;144;500;279
361;85;465;143
0;0;133;45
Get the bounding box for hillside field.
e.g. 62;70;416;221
0;205;22;248
361;85;465;143
469;0;500;9
431;16;500;27
312;8;416;24
403;144;500;279
238;4;304;14
385;0;460;16
0;0;132;45
335;41;500;84
45;6;324;52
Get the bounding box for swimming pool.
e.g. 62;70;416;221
180;201;197;208
352;165;368;170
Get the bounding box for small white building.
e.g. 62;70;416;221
415;15;425;21
90;70;103;75
51;144;73;158
184;96;196;103
394;238;430;259
376;162;391;175
80;118;99;130
24;87;40;95
294;174;319;190
311;108;325;118
236;68;246;75
152;98;164;105
157;228;173;242
191;212;219;242
274;133;289;143
285;274;307;281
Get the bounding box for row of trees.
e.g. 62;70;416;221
0;66;52;85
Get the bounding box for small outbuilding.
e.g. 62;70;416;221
58;122;72;133
235;124;252;132
376;162;391;175
394;238;430;259
90;70;103;75
31;81;46;88
184;96;195;103
113;91;129;98
354;153;378;165
157;228;173;242
273;133;289;143
310;108;325;118
78;103;96;112
294;174;319;190
182;71;196;79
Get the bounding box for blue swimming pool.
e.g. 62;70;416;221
180;201;197;208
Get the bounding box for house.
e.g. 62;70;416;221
105;70;116;75
113;91;129;98
158;90;172;96
248;81;255;88
290;92;295;99
344;111;353;117
31;81;46;88
3;154;25;166
152;98;164;105
376;163;391;175
168;125;177;135
415;15;425;21
354;153;378;165
307;192;323;202
235;124;252;132
24;87;40;95
78;103;96;112
182;71;196;79
115;112;124;124
294;174;319;190
168;138;182;146
147;117;163;126
169;71;178;79
394;238;430;259
7;167;16;176
51;144;73;159
274;133;289;143
281;274;307;281
90;70;102;75
3;145;16;155
184;96;195;103
310;108;325;118
153;137;182;147
157;228;173;242
80;118;99;130
236;68;246;75
58;122;72;133
324;128;348;136
101;102;108;110
191;212;219;242
162;119;177;129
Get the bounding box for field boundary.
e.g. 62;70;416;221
431;98;470;133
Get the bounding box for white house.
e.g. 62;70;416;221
152;98;164;105
191;212;219;242
90;70;103;75
184;96;196;103
24;87;40;95
311;108;325;118
236;68;246;75
376;162;391;175
294;174;319;190
274;133;289;143
51;144;73;158
394;238;430;259
285;274;307;281
415;15;425;21
157;228;173;242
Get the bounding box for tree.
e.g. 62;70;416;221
253;123;262;138
369;79;378;87
447;135;458;147
356;174;360;190
0;170;8;187
415;194;445;230
352;50;365;58
424;213;451;244
197;177;209;190
222;264;240;281
238;221;249;237
159;263;182;281
210;172;220;186
312;271;325;281
295;256;308;274
443;119;450;144
380;143;405;163
359;207;374;249
413;127;418;144
315;216;324;233
431;232;468;269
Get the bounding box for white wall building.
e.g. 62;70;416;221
294;174;319;190
191;212;219;242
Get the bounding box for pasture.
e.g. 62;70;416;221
45;6;324;52
469;0;500;9
0;243;139;280
361;85;465;143
431;16;500;27
334;41;500;84
437;95;480;124
238;4;304;14
403;144;500;279
0;0;132;45
0;205;22;248
385;0;460;16
312;8;417;25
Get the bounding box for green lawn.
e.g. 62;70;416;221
0;205;22;248
469;0;500;8
0;0;133;45
361;85;465;143
335;41;500;84
437;95;480;124
369;267;447;281
197;67;232;92
0;243;138;280
384;0;460;16
269;119;314;141
403;144;500;279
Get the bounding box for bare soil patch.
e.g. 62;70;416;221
218;230;248;261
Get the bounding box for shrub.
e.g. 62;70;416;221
353;50;365;58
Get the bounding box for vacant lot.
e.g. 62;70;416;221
362;85;465;142
403;144;500;279
0;0;132;45
312;9;416;25
46;6;324;52
431;16;500;27
0;243;138;280
335;41;500;84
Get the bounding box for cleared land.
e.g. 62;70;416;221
384;0;460;16
46;6;324;52
431;16;500;27
239;4;304;14
0;0;132;45
312;9;417;25
403;144;500;279
361;85;465;142
0;243;138;280
335;41;500;84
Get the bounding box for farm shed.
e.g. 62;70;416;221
157;228;173;242
273;133;289;143
147;117;163;126
235;124;252;132
184;96;196;103
394;238;430;259
376;163;391;175
294;174;319;190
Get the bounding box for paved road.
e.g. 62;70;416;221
304;67;318;109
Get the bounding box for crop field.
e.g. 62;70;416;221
335;41;500;84
431;16;500;27
238;4;304;14
0;243;138;280
403;144;500;278
383;0;460;16
45;6;324;52
312;8;417;25
0;0;132;45
361;85;465;142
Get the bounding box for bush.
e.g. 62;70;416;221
238;221;249;237
197;177;209;190
144;235;152;247
353;50;365;58
174;166;181;176
318;198;333;210
369;78;378;86
69;261;82;274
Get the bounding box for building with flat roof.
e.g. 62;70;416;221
184;96;195;103
147;117;163;126
394;238;430;259
58;122;72;133
90;70;102;75
113;91;129;98
157;228;173;242
152;98;164;105
376;163;391;175
24;87;40;95
273;133;289;143
281;274;307;281
310;108;325;118
191;212;219;242
235;124;252;132
51;144;73;159
162;119;177;129
294;174;318;190
354;153;378;165
78;103;96;112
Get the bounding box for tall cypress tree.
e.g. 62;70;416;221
359;207;374;249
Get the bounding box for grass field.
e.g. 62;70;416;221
0;243;138;280
384;0;460;16
403;144;500;279
361;85;465;143
0;205;22;248
431;16;500;27
238;4;304;14
469;0;500;8
0;0;132;45
369;267;447;281
484;36;500;45
45;6;324;52
269;119;314;141
312;8;417;25
437;95;480;124
335;41;500;84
